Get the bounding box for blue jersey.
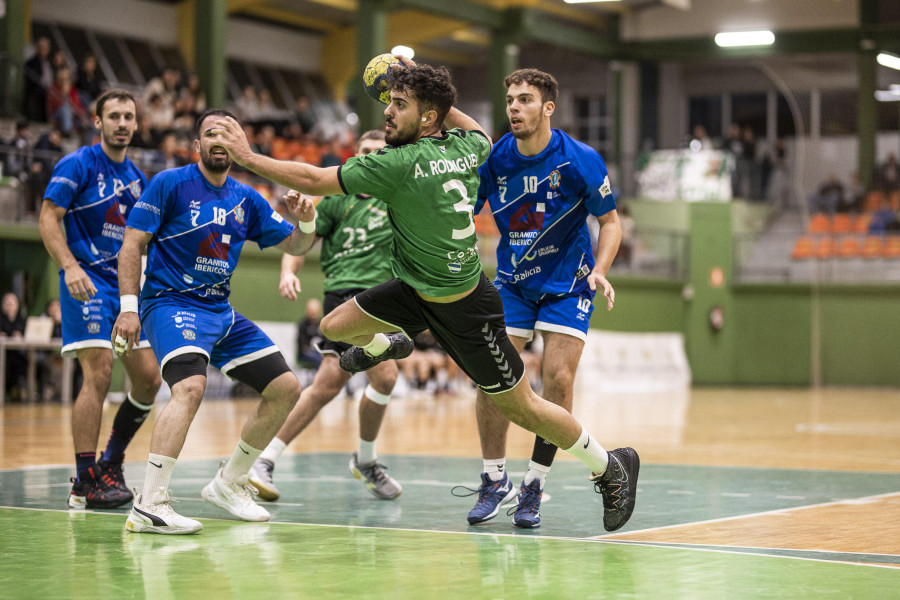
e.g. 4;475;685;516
43;144;148;281
126;164;294;310
476;130;616;297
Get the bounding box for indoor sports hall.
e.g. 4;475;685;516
1;0;899;598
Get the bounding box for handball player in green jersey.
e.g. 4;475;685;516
213;57;640;531
250;130;403;502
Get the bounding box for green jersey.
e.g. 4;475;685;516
315;193;393;292
338;128;492;297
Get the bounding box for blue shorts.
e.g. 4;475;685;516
141;299;281;374
59;269;150;358
493;278;595;342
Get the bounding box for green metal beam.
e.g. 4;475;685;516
519;10;620;60
1;0;26;118
195;0;228;109
356;0;389;133
394;0;502;29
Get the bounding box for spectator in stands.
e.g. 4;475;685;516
767;137;791;211
293;95;317;134
272;123;302;161
877;153;900;193
75;54;105;108
0;292;27;400
319;136;344;168
809;174;844;214
24;36;53;122
843;172;865;213
26;128;63;217
689;124;714;151
741;126;762;200
296;298;323;368
255;125;277;157
869;196;899;234
149;131;188;173
257;89;278;122
4;119;32;184
725;123;745;199
143;67;181;113
295;132;322;167
51;49;71;74
174;73;206;131
131;116;157;150
234;85;261;123
144;93;175;139
36;298;64;402
46;67;88;136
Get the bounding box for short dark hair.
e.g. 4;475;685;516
504;69;558;104
392;64;457;125
359;129;386;144
195;109;238;139
94;89;137;119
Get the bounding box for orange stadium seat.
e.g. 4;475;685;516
861;236;883;259
836;237;860;258
791;236;815;260
815;237;836;259
807;213;830;234
832;214;852;234
883;236;900;259
853;213;873;234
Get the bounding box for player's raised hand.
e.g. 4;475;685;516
588;273;615;311
391;55;416;73
284;190;316;224
213;116;252;164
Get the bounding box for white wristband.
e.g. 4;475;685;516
298;213;316;234
120;294;139;314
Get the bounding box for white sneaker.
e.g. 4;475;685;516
201;462;270;522
125;488;203;535
248;458;280;501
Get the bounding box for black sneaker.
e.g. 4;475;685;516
590;447;639;532
98;457;134;503
68;463;134;509
339;333;413;373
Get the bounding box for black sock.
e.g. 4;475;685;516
531;436;558;468
101;396;151;462
75;452;96;481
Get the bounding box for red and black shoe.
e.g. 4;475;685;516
66;463;133;510
97;455;132;499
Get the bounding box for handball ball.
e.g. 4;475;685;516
363;53;401;105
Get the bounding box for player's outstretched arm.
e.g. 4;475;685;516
214;116;343;196
111;227;152;355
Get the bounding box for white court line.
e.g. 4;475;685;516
592;490;900;539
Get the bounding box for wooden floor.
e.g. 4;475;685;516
1;384;898;598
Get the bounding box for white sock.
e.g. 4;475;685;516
523;461;551;489
222;439;263;482
259;437;287;464
483;458;506;482
361;333;390;357
142;453;177;502
564;427;609;475
358;439;377;465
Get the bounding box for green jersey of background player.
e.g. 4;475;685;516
214;56;641;533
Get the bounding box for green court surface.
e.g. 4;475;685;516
1;454;899;599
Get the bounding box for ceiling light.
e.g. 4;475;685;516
714;30;775;48
876;52;900;71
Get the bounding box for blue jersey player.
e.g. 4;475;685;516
111;109;317;535
39;89;162;511
470;69;623;528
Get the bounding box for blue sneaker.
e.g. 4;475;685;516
464;472;516;525
511;479;542;528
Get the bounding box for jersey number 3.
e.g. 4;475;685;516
444;179;475;240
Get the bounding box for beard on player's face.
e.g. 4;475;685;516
384;116;418;146
200;144;232;173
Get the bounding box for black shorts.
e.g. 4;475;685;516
353;274;525;394
317;288;364;356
